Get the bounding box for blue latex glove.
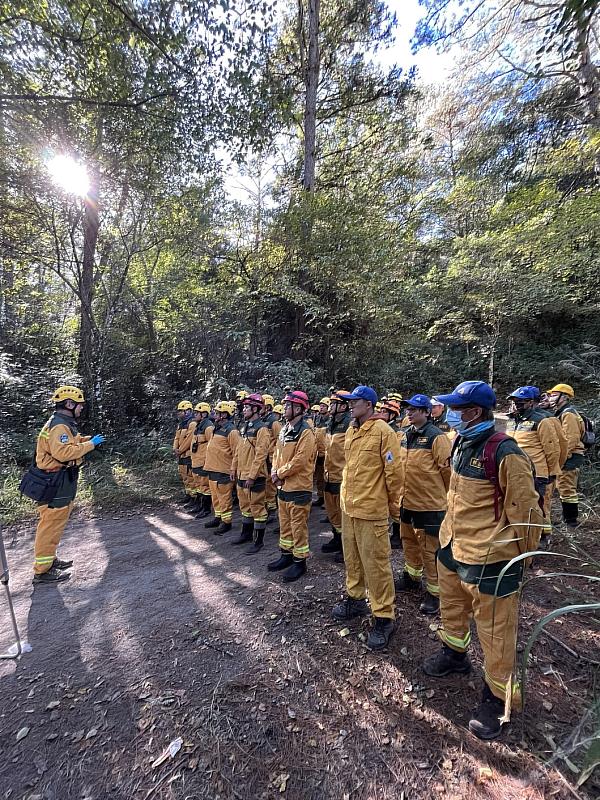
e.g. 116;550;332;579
91;434;105;446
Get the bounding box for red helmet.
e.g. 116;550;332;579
283;390;309;411
242;392;265;409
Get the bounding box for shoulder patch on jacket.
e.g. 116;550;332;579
59;433;69;443
385;450;394;463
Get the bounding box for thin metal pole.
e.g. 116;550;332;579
0;525;22;659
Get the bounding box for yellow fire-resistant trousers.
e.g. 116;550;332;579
324;490;342;534
191;471;211;497
557;468;579;504
278;499;311;559
33;503;73;574
209;480;233;523
238;485;268;527
401;522;439;596
342;512;395;620
437;560;520;704
265;477;278;511
178;463;195;495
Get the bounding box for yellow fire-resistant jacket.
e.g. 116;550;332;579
399;422;452;512
204;420;241;475
262;412;282;460
341;418;402;521
324;412;351;484
505;409;562;479
190;418;214;468
440;429;544;564
556;405;585;466
273;419;317;492
232;418;270;480
36;413;95;470
173;417;196;458
315;422;328;458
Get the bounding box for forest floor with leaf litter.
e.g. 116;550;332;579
0;499;598;800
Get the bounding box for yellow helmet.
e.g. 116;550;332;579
177;400;193;411
262;394;275;407
387;392;403;403
319;397;331;407
273;404;284;414
194;402;211;413
214;401;232;414
547;383;574;398
375;401;383;412
311;404;320;412
235;390;249;401
51;385;85;404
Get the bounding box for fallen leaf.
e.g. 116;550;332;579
85;728;98;740
339;628;351;638
400;647;409;656
45;733;59;741
287;708;296;719
258;703;267;712
479;767;493;781
45;701;60;711
308;738;317;747
425;689;435;699
304;585;315;590
543;700;554;711
16;727;30;741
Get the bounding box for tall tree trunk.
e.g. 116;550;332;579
78;173;99;406
303;0;320;192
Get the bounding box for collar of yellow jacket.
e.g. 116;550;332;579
352;417;378;433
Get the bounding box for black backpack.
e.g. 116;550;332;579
581;414;596;450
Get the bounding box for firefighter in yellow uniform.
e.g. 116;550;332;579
204;402;241;535
313;397;330;507
331;385;402;651
269;391;317;582
394;394;452;615
273;404;283;421
32;386;105;584
547;384;585;527
423;381;543;741
261;394;282;516
506;386;562;546
530;387;568;537
374;399;403;549
190;402;214;519
173;400;196;505
321;390;352;556
231;393;271;553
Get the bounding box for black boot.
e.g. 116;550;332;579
394;571;421;591
215;521;232;536
561;501;579;528
367;617;395;650
182;494;195;507
423;645;472;677
332;596;369;621
319;515;329;524
334;550;345;564
268;551;294;571
390;521;402;550
204;516;221;529
321;531;342;553
196;495;212;519
419;593;440;615
468;684;505;740
282;558;306;583
231;521;254;545
245;528;265;554
33;567;70;584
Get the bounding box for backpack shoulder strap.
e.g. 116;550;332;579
482;432;511;522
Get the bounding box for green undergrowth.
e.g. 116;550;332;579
0;448;180;527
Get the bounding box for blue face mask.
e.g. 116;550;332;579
460;420;496;439
446;408;466;432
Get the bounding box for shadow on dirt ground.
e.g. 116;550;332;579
0;498;598;799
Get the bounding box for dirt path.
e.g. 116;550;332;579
0;501;598;799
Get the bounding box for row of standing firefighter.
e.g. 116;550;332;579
26;380;590;744
172;380;590;742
